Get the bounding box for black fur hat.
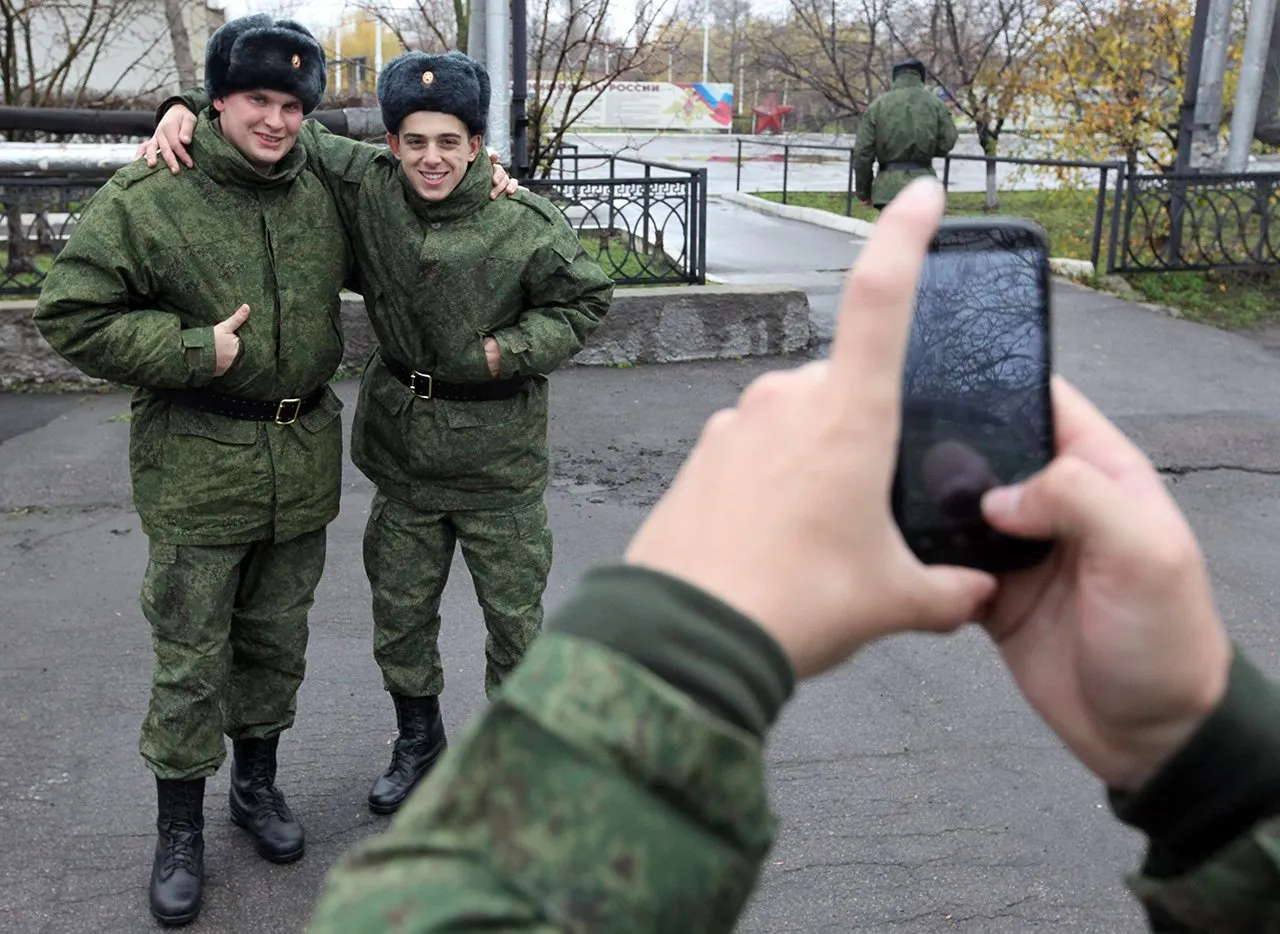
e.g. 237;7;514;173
205;14;326;114
377;51;490;136
892;59;927;81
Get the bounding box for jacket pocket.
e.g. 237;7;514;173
441;395;523;429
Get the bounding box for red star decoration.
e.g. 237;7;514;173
753;93;795;134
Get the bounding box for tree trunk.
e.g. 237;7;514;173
981;131;998;211
164;0;197;88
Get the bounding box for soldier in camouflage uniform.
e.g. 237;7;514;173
150;51;612;815
853;59;958;210
306;182;1280;934
342;52;611;814
34;15;349;927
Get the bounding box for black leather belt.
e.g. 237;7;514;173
881;160;933;172
154;386;324;424
379;350;530;401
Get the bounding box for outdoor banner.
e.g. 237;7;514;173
534;81;735;131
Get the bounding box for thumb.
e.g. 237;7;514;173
901;565;998;634
215;304;250;333
982;455;1132;548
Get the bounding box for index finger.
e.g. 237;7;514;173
829;180;944;399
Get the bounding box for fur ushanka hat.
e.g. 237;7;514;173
205;14;327;114
377;51;490;137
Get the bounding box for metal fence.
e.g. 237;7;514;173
1112;170;1280;273
524;152;707;286
734;138;1125;272
0;148;706;296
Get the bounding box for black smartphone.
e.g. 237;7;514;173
892;216;1055;573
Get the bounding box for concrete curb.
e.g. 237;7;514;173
1;285;813;388
720;191;877;238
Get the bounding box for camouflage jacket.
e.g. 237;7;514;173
298;121;614;511
34;114;352;544
853;71;959;207
308;566;1280;933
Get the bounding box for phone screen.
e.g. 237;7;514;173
895;222;1053;568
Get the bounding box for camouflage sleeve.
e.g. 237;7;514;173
1112;651;1280;931
308;632;777;934
490;205;614;378
33;185;218;388
853;102;878;199
935;101;958;156
294;120;383;228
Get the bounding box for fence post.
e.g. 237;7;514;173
643;164;652;256
696;167;709;284
846;149;855;216
736;138;743;192
1106;164;1125;274
943;156;951;190
782;145;790;205
1091;166;1108;272
608;155;617;237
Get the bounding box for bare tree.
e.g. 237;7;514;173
2;0;177;274
354;0;469;54
746;0;896;126
889;0;1053;207
526;0;687;175
164;0;196;87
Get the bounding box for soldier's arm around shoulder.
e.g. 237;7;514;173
309;566;787;934
486;189;614;378
1111;650;1280;932
33;177;220;388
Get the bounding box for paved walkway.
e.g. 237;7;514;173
4;196;1280;934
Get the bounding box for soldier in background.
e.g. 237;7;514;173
853;59;959;210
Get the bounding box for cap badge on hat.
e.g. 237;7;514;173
422;70;435;85
291;53;301;68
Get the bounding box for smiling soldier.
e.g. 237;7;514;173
34;14;353;927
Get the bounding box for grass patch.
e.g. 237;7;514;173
755;188;1280;329
579;232;685;286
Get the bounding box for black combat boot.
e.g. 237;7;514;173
229;735;305;863
150;777;205;926
367;694;448;815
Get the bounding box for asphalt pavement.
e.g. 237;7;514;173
5;181;1280;934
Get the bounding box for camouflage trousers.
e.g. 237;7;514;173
363;490;552;699
139;529;327;780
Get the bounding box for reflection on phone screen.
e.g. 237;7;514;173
899;245;1052;534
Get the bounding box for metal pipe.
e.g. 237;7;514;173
1227;0;1278;171
1091;166;1108;271
511;0;528;177
486;0;512;161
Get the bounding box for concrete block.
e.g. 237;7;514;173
2;284;812;387
571;284;812;365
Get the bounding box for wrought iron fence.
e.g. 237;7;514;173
733;138;1125;273
0;150;706;296
1112;170;1280;273
524;152;707;286
0;178;103;297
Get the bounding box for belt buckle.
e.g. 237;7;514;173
408;371;433;399
274;397;303;425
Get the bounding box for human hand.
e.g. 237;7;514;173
980;377;1231;791
137;104;196;174
213;304;250;376
488;151;519;199
624;180;996;679
483;337;501;377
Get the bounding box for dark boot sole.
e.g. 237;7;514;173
150;900;201;927
367;794;406;816
229;808;305;864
